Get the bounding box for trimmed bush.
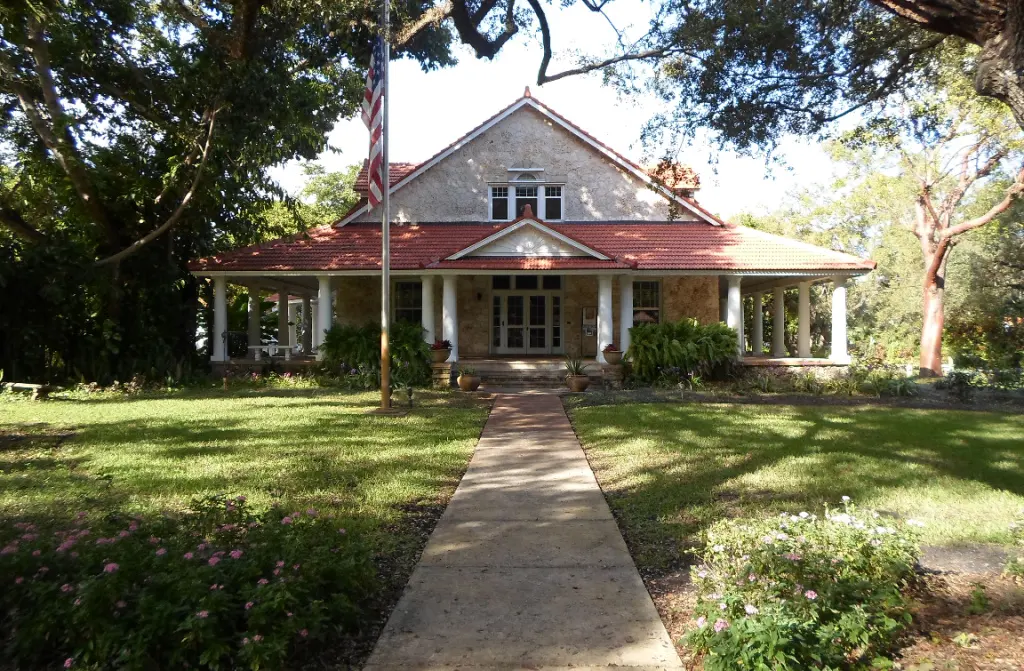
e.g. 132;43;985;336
320;321;430;387
0;496;374;669
627;318;737;385
687;501;921;670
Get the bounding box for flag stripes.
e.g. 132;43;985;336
361;36;385;209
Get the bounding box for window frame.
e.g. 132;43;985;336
544;185;563;221
393;280;423;325
632;280;662;324
489;186;509;222
487;180;566;221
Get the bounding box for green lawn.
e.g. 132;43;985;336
1;388;488;562
568;401;1024;570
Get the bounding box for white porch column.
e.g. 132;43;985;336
619;275;633;354
287;303;297;349
797;281;811;358
751;291;764;356
301;295;312;353
442;275;458;362
830;276;850;363
597;275;614;364
316;276;332;355
212;276;227;362
772;286;787;357
421;275;436;344
247;286;261;350
276;290;290;348
726;276;744;357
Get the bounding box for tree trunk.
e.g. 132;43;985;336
975;0;1024;131
919;252;948;377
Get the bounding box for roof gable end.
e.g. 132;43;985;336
337;95;720;227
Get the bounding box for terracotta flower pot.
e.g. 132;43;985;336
431;348;452;364
457;374;481;392
603;350;623;365
566;374;590;393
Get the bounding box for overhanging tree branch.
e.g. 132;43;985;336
95;110;219;266
396;0;454;45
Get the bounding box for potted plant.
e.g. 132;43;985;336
602;343;623;365
457;365;481;391
430;338;452;363
564;355;591;392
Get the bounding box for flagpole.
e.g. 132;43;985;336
379;0;391;409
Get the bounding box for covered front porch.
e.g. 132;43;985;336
203;270;853;369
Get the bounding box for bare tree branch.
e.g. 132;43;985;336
96;110;220;266
943;164;1024;238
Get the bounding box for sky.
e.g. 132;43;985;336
269;1;835;220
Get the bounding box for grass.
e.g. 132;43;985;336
567;401;1024;571
0;386;488;578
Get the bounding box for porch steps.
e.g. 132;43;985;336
461;358;603;387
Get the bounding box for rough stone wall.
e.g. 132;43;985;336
455;276;490;357
333;277;443;336
353;106;695;223
662;276;720;324
335;277;378;327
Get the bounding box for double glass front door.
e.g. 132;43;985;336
492;293;562;354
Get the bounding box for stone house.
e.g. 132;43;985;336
190;91;874;371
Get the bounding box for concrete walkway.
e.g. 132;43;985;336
365;394;683;670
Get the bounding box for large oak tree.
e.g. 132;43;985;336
0;0;452;381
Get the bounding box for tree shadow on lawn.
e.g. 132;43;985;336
572;402;1024;571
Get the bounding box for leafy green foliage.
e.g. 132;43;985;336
640;1;951;151
686;502;921;670
0;495;374;670
626;318;737;385
320;322;430;388
0;0;452;385
1007;512;1024;580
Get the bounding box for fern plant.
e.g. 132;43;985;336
626;318;737;385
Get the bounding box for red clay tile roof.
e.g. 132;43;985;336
353;162;418;194
189;221;874;273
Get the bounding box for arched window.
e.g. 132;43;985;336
516;173;538;182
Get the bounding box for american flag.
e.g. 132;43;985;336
361;36;386;209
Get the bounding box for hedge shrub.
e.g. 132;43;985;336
627;318;737;385
1;496;374;669
320;321;430;387
687;501;921;670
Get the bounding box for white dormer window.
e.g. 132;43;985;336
490;177;564;221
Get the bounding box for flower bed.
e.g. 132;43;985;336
1;496;374;669
687;501;921;670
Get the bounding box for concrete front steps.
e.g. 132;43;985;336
458;358;604;387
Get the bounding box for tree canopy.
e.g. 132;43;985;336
0;0;451;382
